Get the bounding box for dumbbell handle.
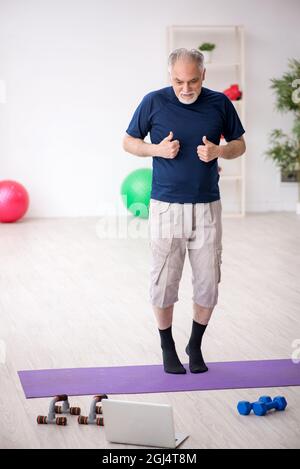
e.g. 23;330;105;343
55;394;68;402
264;401;279;411
94;394;108;403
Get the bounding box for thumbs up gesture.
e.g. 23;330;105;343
197;136;220;162
156;131;180;159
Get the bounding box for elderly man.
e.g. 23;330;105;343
123;48;246;374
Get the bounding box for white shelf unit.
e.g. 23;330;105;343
167;25;246;217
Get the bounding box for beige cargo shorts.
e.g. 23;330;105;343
148;198;222;309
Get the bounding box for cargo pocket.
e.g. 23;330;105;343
150;199;171;216
149;200;174;285
150;238;173;285
149;200;172;241
215;248;222;283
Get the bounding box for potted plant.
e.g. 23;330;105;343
198;42;216;63
265;59;300;214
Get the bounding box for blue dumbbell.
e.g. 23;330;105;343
252;396;287;416
237;396;272;415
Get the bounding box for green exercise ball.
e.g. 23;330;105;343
121;168;152;218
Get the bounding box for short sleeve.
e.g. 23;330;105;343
223;96;245;142
126;94;152;139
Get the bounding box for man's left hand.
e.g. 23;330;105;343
197;136;220;162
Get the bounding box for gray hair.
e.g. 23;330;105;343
168;48;204;73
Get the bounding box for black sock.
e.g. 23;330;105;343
186;320;208;373
159;326;186;374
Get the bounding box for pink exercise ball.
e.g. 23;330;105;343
0;180;29;223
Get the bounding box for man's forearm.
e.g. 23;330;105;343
219;139;246;160
123;136;157;157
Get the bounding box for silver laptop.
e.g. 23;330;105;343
102;399;189;449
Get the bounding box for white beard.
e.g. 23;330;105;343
178;92;198;104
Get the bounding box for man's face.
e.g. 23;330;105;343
170;59;205;104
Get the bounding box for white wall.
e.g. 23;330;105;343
0;0;299;216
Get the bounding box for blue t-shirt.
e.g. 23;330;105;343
126;86;245;203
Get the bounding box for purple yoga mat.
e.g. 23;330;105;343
18;359;300;399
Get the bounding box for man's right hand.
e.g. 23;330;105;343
155;131;180;159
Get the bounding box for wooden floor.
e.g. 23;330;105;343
0;212;300;449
